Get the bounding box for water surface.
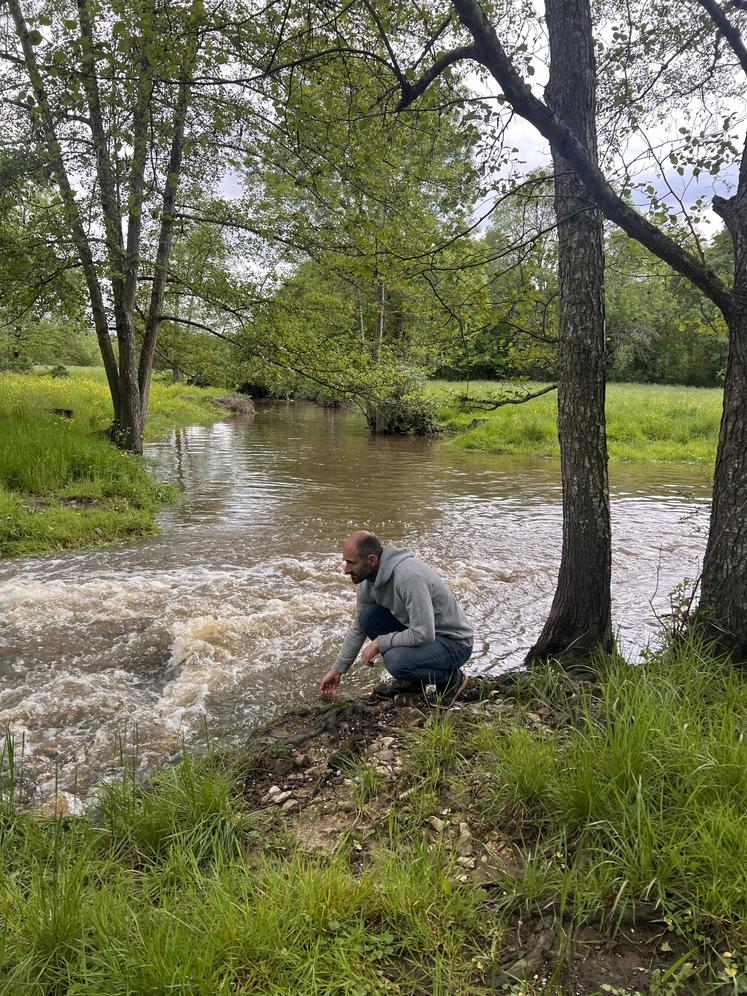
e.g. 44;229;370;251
0;402;711;805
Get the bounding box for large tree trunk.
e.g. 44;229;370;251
527;0;612;663
698;185;747;662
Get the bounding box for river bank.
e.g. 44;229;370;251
0;368;239;557
2;642;744;994
430;381;722;465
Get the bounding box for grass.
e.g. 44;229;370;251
2;641;745;993
429;380;723;463
0;736;493;994
458;642;747;939
0;367;227;557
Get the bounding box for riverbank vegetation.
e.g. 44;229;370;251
0;369;227;557
2;640;745;993
431;382;723;464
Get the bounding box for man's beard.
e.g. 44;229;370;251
350;568;375;584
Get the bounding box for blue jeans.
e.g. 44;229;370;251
359;604;472;690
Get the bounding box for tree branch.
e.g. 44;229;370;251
445;0;733;318
458;383;558;410
697;0;747;77
396;45;477;111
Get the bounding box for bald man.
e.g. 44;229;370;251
319;531;473;706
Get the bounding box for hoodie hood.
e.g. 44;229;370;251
374;544;413;588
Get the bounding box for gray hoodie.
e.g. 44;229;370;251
333;544;473;674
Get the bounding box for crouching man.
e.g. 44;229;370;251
320;530;473;707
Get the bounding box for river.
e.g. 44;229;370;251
0;402;711;807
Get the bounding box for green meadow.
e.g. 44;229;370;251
430;381;723;464
0;368;226;557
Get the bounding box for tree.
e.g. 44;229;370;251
0;151;89;367
606;230;728;387
527;0;612;661
226;30;491;427
381;0;747;659
2;0;239;451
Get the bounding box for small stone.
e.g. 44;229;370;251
527;712;542;723
458;822;471;838
377;749;395;762
273;790;293;805
281;798;298;812
268;785;281;796
398;706;424;727
429;816;445;833
375;765;391;777
36;793;69;818
456;856;475;869
380;737;396;749
456;838;474;857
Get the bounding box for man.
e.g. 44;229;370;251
319;530;473;706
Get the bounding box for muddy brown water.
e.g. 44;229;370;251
0;402;711;807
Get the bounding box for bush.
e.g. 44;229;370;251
365;391;439;436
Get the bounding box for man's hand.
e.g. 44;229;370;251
320;667;341;699
361;639;380;667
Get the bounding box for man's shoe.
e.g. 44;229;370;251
430;670;469;709
373;678;423;699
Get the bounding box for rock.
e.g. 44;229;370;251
429;816;445;833
36;793;69;818
457;838;474;857
456;856;476;869
397;706;425;727
376;749;395;762
273;790;294;805
268;785;281;796
281;798;298;813
380;737;396;749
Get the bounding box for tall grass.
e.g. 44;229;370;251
0;748;494;995
429;380;723;463
0;368;227;556
460;641;747;943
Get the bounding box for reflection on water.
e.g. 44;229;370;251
0;402;711;804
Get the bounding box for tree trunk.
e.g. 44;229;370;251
139;77;192;417
527;0;612;663
698;185;747;662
